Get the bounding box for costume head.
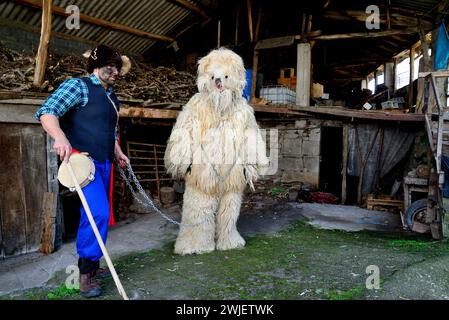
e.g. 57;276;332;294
83;44;131;76
197;47;246;113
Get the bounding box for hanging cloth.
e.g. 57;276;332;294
434;21;449;70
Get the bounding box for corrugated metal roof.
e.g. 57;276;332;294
0;0;200;55
392;0;447;19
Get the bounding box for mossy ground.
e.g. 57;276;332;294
4;218;449;300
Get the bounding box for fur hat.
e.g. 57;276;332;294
83;44;131;75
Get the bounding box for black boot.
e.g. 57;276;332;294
79;271;102;298
78;258;102;298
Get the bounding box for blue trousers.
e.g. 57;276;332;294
76;159;111;261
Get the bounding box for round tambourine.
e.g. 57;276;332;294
57;153;95;191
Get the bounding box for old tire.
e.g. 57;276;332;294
405;198;429;231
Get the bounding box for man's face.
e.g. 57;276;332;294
97;64;119;86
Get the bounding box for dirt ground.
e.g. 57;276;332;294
3;196;449;301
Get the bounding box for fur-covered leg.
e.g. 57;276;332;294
215;192;245;251
174;186;218;255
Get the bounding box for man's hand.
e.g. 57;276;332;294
54;134;72;163
115;152;129;168
115;151;130;168
114;140;130;168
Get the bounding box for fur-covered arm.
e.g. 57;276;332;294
164;105;194;179
243;106;270;190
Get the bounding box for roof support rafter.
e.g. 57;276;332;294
14;0;174;42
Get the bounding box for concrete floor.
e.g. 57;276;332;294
0;202;405;296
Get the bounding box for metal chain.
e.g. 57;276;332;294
116;142;241;228
117;163;214;227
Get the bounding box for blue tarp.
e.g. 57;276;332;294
435;22;449;70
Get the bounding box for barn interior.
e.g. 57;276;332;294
0;0;448;258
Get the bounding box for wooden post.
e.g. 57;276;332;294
247;0;253;42
33;0;52;87
386;0;391;30
296;43;311;107
341;125;349;204
217;20;221;48
235;7;240;45
46;134;63;249
374;70;378;93
408;46;415;107
250;49;259;102
254;3;262;41
40;192;57;254
153;144;160;200
301;13;307;36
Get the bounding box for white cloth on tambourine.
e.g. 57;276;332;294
57;153;95;189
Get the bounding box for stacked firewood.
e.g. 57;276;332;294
0;43;197;104
116;64;197;103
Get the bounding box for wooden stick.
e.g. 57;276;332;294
33;0;52;87
66;162;129;300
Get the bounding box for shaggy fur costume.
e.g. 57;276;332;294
165;48;269;255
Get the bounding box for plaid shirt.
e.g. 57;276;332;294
35;74;118;139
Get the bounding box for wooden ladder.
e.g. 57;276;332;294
420;71;449;239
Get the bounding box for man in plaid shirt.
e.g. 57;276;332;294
35;44;130;298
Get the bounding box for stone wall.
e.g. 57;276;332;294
260;119;323;187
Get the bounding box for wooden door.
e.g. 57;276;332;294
0;124;47;257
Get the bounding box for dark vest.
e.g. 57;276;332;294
61;77;119;162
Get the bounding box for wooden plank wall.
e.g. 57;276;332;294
0;124;47;257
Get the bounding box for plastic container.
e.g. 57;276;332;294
260;85;296;105
243;69;252;101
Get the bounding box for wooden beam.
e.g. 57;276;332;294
295;106;425;122
254;3;262;42
235;7;240;46
386;0;391;30
419;71;449;78
311;27;418;40
341;125;349;204
436;0;449;23
217;20;221;48
408;46;415;107
255;35;296;50
39;192;57;254
418;19;431;71
250;104;309;116
172;0;209;20
323;9;431;29
33;0;52;87
247;0;254;42
15;0;174;42
119;107;179;119
250;49;259;101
